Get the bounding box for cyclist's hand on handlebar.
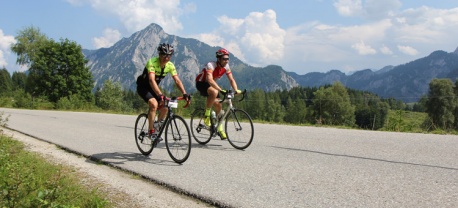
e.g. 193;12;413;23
235;89;242;94
158;94;165;102
220;89;227;94
183;93;191;101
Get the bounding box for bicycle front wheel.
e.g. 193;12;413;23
165;115;191;164
225;109;254;150
134;113;154;155
190;108;212;145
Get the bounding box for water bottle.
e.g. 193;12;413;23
211;110;217;124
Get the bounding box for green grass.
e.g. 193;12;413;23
0;134;111;208
380;110;428;133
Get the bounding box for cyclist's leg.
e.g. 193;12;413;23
197;81;213;124
157;106;168;122
138;85;155;133
138;85;161;136
147;98;159;132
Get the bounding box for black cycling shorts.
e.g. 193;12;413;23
196;81;221;98
137;84;161;103
196;81;210;97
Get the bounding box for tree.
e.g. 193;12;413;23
10;26;48;66
95;79;124;111
426;78;456;130
311;82;355;126
244;89;266;120
0;68;12;95
350;91;389;130
11;71;27;91
11;27;93;103
27;38;93;102
264;92;284;123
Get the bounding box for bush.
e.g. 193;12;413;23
56;94;94;110
12;89;32;108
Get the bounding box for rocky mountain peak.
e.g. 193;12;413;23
83;23;298;93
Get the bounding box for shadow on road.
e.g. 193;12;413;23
190;141;242;152
87;151;179;166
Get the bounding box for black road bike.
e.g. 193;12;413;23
135;96;191;163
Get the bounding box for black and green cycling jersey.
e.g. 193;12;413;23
136;57;178;86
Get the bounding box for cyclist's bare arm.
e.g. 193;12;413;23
172;75;187;94
226;73;239;92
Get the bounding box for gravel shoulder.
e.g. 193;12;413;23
1;127;214;208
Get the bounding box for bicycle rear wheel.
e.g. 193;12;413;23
190;108;212;144
225;109;254;150
134;113;154;155
165;115;191;164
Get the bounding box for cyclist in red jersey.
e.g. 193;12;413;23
195;48;242;139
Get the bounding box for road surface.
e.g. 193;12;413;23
1;108;457;207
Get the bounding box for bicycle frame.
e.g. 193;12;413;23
210;90;246;135
191;89;253;149
155;97;189;140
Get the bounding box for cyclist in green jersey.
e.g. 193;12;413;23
136;43;190;140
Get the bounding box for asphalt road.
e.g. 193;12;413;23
1;108;457;207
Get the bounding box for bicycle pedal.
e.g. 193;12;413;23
153;137;163;147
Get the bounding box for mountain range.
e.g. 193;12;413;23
83;23;458;102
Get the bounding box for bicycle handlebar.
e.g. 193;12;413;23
219;89;247;103
161;95;191;108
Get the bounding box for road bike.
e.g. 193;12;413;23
190;90;254;150
134;96;191;164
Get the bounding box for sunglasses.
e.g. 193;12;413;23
221;57;230;61
160;53;172;58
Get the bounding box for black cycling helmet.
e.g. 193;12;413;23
157;43;174;55
216;48;230;58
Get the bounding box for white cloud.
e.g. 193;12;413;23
281;4;458;73
363;0;401;20
397;45;418;56
393;7;458;44
74;0;186;34
334;0;363;17
352;40;376;55
0;29;17;67
380;46;393;55
198;10;286;67
92;28;121;48
334;0;401;20
67;0;458;74
67;0;193;49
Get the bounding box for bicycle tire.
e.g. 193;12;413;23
134;113;154;155
190;108;212;144
165;115;192;164
225;109;254;150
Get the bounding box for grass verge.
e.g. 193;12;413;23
0;133;111;208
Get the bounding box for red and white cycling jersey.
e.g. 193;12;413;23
195;61;231;82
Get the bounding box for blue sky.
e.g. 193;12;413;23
1;0;458;75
